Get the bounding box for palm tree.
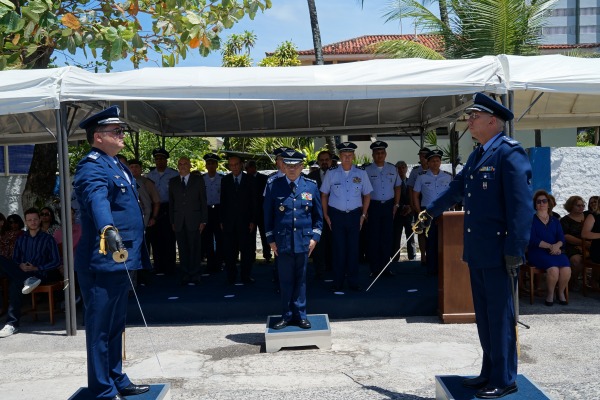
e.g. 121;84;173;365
375;0;558;59
307;0;324;65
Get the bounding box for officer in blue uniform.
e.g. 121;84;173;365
423;93;532;399
264;150;323;330
74;106;151;400
364;141;401;276
407;147;430;264
412;149;453;275
201;153;224;274
321;142;373;292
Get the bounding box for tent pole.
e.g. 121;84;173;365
507;91;515;138
56;105;77;336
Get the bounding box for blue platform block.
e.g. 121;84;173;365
435;375;550;400
69;384;170;400
265;314;331;353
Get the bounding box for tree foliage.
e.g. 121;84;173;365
258;40;301;67
374;0;557;60
221;29;255;66
0;0;272;71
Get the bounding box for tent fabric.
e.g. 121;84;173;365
1;55;600;143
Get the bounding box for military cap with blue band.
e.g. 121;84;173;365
418;147;431;155
203;153;221;162
79;105;126;130
426;149;444;160
466;93;514;122
282;149;306;165
273;147;291;157
370;140;388;150
336;141;358;152
152;147;170;159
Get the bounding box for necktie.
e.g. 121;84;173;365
475;146;484;163
234;176;240;190
181;176;186;190
290;181;296;194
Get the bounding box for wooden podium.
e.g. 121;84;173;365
437;211;475;323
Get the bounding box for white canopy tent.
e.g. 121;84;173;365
2;55;600;335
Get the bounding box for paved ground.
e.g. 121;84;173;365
1;290;599;400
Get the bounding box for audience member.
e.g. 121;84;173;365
40;206;60;236
581;199;600;289
0;214;25;260
547;194;561;219
560;196;586;291
246;160;271;263
53;208;82;277
308;150;333;278
0;213;5;231
0;208;61;338
201;153;224;274
527;190;571;306
585;196;598;217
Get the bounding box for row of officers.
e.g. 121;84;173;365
139;141;446;291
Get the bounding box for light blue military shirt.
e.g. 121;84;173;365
146;167;179;203
320;165;373;211
203;173;222;205
413;169;453;209
365;162;401;201
407;164;426;188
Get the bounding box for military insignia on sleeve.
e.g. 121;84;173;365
353;177;362;183
301;192;312;200
279;205;285;212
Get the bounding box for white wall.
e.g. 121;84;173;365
0;175;26;217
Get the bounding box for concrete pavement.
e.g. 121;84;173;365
1;292;599;400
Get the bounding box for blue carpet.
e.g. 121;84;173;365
437;375;550;400
266;314;329;332
125;260;437;325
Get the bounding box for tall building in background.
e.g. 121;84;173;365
542;0;600;44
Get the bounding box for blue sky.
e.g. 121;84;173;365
57;1;414;71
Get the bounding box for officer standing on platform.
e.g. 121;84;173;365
365;141;401;277
320;142;373;292
146;148;179;275
202;153;224;274
412;149;453;275
264;150;322;330
422;93;532;399
74;106;151;400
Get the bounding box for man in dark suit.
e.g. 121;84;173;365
74;106;151;400
169;157;208;285
246;160;271;263
220;155;257;284
392;161;416;261
307;150;333;278
424;93;532;399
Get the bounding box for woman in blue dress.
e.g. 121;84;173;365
528;190;571;306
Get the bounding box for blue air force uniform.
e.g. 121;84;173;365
320;142;373;290
264;153;322;323
365;141;401;274
427;94;532;392
74;106;151;400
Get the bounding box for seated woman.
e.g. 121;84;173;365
0;214;25;260
528;190;571;306
585;196;598;217
560;196;586;291
581;201;600;289
40;207;60;236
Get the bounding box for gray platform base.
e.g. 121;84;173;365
436;375;551;400
265;314;331;353
69;383;170;400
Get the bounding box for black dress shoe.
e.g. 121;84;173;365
545;300;554;306
111;395;125;400
298;319;311;329
462;376;489;389
120;383;150;396
273;319;288;330
475;383;518;399
558;299;568;305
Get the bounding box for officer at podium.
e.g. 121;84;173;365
420;93;532;399
74;106;152;400
264;150;323;330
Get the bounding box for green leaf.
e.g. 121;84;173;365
168;53;175;67
23;7;42;24
2;11;25;33
132;33;144;48
29;0;49;13
265;0;272;8
0;57;7;71
24;21;36;38
26;44;38;56
62;28;72;37
110;39;123;60
0;0;15;10
104;26;119;42
121;29;135;41
187;12;202;25
73;31;83;46
67;36;76;54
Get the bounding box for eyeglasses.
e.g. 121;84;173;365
467;112;492;120
576;203;586;207
98;127;126;137
536;198;548;204
40;212;51;216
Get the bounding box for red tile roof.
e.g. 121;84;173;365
539;43;600;49
296;34;445;55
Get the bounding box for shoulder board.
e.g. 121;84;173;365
303;176;317;184
412;165;419;169
386;162;395;167
363;162;372;168
267;171;278;177
328;165;339;171
418;170;428;175
442;170;452;175
87;151;100;160
502;136;520;146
